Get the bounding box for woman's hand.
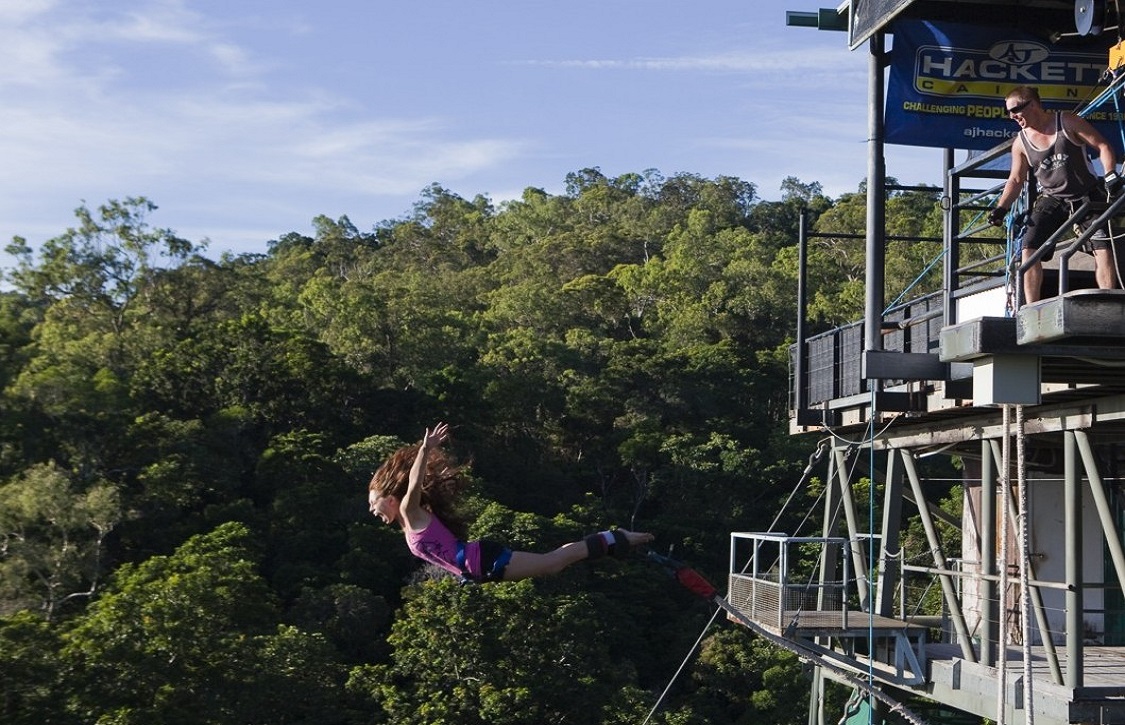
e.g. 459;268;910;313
423;422;449;450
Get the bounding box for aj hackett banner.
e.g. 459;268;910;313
886;20;1119;152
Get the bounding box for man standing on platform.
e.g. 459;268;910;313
989;86;1120;303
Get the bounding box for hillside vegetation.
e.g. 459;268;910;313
0;169;945;724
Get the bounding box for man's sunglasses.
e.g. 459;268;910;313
1006;99;1032;116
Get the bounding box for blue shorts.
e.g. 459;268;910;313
457;539;513;583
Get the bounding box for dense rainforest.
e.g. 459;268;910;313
0;168;950;724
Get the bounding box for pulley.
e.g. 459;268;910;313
1075;0;1107;36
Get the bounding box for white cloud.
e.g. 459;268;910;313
0;0;57;23
0;0;943;259
522;45;852;74
106;3;207;44
0;0;531;215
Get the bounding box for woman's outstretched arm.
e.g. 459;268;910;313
399;422;449;530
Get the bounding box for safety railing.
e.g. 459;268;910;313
726;532;851;632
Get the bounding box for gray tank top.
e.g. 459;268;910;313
1019;112;1097;201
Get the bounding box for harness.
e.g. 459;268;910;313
455;540;513;585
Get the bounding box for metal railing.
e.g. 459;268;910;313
727;532;851;632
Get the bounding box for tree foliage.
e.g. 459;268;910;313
62;522;350;725
0;174;945;723
0;462;120;619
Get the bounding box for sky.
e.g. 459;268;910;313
0;0;946;262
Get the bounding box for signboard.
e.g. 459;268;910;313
885;19;1121;153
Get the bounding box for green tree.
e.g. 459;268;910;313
131;312;365;437
112;411;255;557
350;578;648;725
686;628;811;725
804;181;946;326
0;171;901;724
0;611;75;725
3;197;204;336
62;521;349;725
255;430;354;600
0;292;36;396
0;462;120;619
3;198;210;474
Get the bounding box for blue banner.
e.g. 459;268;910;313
886;20;1121;153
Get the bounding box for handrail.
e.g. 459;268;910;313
1017;197;1096;284
1015;192;1125;298
1057;192;1125;294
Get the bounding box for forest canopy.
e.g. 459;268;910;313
0;170;947;724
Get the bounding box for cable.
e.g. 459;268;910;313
764;438;830;535
639;603;723;725
885;247;946;312
867;394;877;724
1109;68;1125;156
819;413;903;448
644;438;845;725
644;553;931;725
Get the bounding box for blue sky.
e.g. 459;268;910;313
1;0;942;260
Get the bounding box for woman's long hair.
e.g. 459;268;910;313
369;442;471;538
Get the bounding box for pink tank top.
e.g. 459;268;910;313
405;516;467;577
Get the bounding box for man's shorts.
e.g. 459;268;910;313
1020;192;1111;260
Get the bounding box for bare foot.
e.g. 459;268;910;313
620;530;654;547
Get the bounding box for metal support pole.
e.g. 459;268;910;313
796;209;809;417
901;449;977;661
981;437;998;666
1075;431;1125;609
942;148;960;327
806;666;824;725
864;32;887;356
820;445;844;604
1065;431;1083;688
808;445;841;725
834;446;871;610
877;449;904;617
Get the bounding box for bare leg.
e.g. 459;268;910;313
1022;249;1043;304
1094;248;1118;289
501;530;654;581
502;542;589;580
